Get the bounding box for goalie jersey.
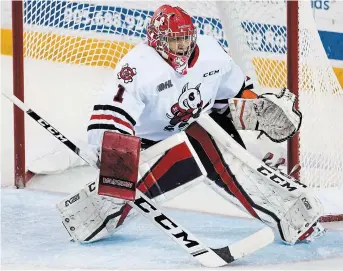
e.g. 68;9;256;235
88;35;245;147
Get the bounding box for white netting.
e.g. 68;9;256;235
217;1;343;188
20;1;342;217
23;1;224;68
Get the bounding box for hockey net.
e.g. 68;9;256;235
8;1;343;221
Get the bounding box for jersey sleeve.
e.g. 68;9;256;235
217;57;245;99
212;56;245;113
87;62;145;148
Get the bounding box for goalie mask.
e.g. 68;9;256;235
147;5;197;75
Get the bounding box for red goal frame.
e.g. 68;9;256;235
12;0;27;188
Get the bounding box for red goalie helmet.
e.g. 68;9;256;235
147;5;197;75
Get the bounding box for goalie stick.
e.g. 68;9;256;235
3;92;274;267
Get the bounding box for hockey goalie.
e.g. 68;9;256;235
57;5;325;246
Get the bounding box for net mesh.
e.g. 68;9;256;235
215;1;343;191
20;1;342;216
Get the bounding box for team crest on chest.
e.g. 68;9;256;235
164;82;210;132
117;64;137;83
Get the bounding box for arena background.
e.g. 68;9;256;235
1;0;343;86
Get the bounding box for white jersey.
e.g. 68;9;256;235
88;35;244;148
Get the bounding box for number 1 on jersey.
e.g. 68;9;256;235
114;84;125;103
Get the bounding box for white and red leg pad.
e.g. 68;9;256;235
57;132;204;243
98;132;141;201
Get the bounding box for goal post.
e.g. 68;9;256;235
12;0;26;188
9;0;343;220
287;0;300;180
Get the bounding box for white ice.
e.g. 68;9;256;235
1;187;343;270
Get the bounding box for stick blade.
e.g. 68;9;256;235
204;227;274;267
228;227;274;261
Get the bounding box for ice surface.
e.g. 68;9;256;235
2;188;343;270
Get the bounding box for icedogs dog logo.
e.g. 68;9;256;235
164;83;210;132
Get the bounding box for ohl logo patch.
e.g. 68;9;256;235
118;63;137;83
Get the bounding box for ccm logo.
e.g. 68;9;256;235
257;165;299;191
38;119;68;143
203;70;219;77
65;194;80;207
302;197;312;210
135;196;204;250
